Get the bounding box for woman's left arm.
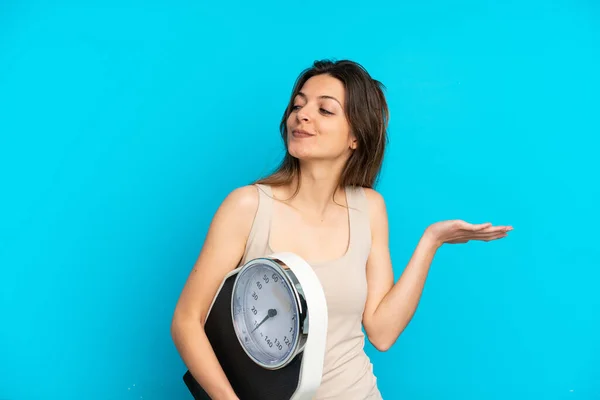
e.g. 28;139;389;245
361;189;511;351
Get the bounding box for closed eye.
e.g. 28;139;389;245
290;105;334;115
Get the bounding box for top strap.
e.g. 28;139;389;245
345;185;372;255
240;184;274;264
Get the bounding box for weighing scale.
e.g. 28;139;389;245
183;252;328;400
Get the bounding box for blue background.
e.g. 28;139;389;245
1;1;598;399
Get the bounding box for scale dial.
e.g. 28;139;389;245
231;257;308;370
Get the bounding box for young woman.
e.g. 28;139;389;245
171;59;512;400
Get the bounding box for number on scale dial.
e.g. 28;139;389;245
232;260;302;369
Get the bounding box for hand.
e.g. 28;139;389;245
425;220;512;248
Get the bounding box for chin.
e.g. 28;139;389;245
290;138;325;158
287;145;314;160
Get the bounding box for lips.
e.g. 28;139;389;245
292;129;314;138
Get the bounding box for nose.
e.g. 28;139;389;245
295;106;311;122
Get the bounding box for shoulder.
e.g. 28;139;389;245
212;185;260;233
222;184;260;208
361;188;389;237
218;185;260;218
362;187;387;216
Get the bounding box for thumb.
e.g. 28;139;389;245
472;222;492;230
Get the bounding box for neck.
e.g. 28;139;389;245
286;159;347;217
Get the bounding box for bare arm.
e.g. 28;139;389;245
170;185;259;400
361;189;511;351
361;189;438;351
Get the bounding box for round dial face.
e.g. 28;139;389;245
231;259;300;369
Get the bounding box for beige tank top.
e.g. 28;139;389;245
239;184;383;400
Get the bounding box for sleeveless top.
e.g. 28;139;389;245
238;184;383;400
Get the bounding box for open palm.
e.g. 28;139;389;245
426;220;512;246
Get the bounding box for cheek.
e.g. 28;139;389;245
325;121;351;148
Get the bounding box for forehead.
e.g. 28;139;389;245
298;74;345;102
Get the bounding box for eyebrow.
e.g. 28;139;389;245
296;91;343;108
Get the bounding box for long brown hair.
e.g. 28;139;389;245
255;59;389;193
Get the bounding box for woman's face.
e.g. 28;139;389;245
286;74;356;162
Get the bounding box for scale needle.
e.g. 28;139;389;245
251;308;277;333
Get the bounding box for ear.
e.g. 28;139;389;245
350;137;358;150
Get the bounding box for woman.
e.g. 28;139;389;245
171;59;512;400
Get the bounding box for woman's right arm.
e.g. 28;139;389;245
170;185;259;400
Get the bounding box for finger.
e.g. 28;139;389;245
468;225;512;234
455;230;509;241
471;222;493;231
456;222;492;232
456;221;491;231
472;232;509;242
